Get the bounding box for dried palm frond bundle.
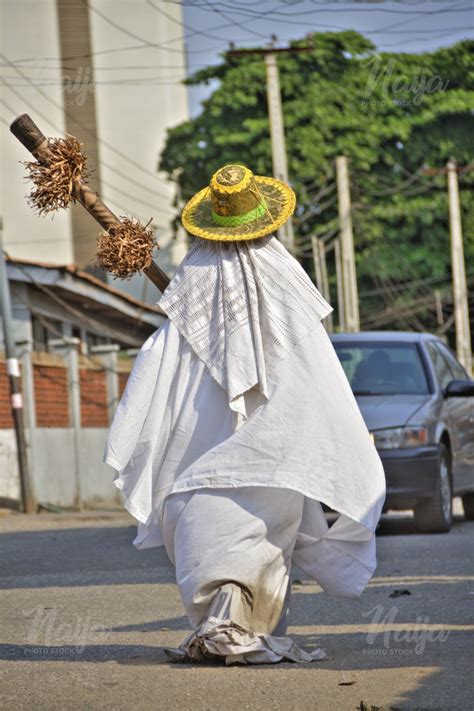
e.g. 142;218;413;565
23;135;88;215
96;217;158;279
11;113;170;292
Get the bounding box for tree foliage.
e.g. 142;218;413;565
159;32;474;336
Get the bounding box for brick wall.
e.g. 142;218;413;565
2;352;119;430
118;371;130;397
0;361;14;429
34;363;70;427
80;368;108;427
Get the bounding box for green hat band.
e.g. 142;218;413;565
211;200;266;227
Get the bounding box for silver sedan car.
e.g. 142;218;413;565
330;331;474;533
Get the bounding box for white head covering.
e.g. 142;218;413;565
159;235;334;416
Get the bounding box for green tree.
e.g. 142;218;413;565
159;32;474;336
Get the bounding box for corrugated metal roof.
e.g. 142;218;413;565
6;256;166;316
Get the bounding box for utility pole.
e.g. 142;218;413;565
0;220;35;512
264;53;295;254
336;156;359;332
334;237;346;332
447;160;472;373
227;44;315;256
311;236;333;332
434;289;444;328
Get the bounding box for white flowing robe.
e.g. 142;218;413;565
104;235;386;661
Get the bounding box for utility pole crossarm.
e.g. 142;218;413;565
227;45;315;58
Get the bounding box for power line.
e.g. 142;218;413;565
359;0;469;33
5;252;155;345
354;171;446;200
7;2;466;66
360;278;474;331
294;190;337;228
146;0;268;43
199;0;271;40
2;237;76;246
0;101;170;229
191;1;470;34
0;76;191;87
0;62;208;71
359;271;467;299
0;102;174;208
0;92;175;220
1;116;170;232
378;28;470;48
197;1;471;19
84;0;229;56
353;167;429;197
0;54;180;194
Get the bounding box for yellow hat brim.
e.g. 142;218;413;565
181;175;296;242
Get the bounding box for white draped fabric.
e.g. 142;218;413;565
104;235;386;662
158;235;334;416
161;487;327;664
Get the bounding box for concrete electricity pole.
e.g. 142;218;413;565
311;236;333;332
334;237;346;332
264;53;295;254
447;160;472;373
0;220;35;512
227;44;315;256
336;156;360;332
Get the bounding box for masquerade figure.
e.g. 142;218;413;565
104;165;386;664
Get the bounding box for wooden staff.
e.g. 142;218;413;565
10;114;171;293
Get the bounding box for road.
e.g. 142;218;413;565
0;503;473;711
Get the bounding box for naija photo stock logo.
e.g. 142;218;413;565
362;603;450;657
63;67;95;107
361;55;449;108
23;604;111;656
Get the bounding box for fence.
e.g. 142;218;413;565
0;341;132;509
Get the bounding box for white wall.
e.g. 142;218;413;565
88;0;190;296
1;0;74;264
0;430;20;501
0;428;122;508
1;0;189;297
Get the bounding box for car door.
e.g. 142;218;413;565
434;341;474;490
425;340;472;491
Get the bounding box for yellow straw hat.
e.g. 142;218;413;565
181;164;296;241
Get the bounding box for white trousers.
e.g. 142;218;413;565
162;486;327;664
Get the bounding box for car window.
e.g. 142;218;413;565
332;342;429;395
425;341;455;389
434;342;470;381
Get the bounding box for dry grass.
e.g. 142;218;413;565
96;217;157;279
23;136;88;214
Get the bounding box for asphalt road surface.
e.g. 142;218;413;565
0;502;473;711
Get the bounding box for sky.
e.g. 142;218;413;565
178;0;474;115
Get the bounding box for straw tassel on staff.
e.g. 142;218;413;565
9;114;171;293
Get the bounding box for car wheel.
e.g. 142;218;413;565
414;442;453;533
462;492;474;520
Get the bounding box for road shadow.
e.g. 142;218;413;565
110;616;189;633
0;512;469;589
376;511;466;536
2;634;470;708
0;526;175;589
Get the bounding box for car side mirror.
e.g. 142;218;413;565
444;379;474;398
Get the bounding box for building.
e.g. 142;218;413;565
6;256;164;350
1;0;189;304
0;256;165;510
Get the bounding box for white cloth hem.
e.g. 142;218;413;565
163;616;327;665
